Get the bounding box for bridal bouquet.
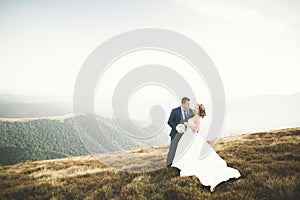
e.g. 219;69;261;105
176;123;186;133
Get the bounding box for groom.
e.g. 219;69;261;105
166;97;194;167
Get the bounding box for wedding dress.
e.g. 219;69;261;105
171;117;241;192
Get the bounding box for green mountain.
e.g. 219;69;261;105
0;114;166;165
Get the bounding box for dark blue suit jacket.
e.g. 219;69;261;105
167;106;194;140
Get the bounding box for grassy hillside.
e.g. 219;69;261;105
0;127;299;199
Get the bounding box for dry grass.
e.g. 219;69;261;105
1;127;299;199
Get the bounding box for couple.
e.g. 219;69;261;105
166;97;241;192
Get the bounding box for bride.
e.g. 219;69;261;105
171;103;241;192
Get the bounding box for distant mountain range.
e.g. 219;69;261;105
0;93;73;118
1;92;299;130
1;92;300;165
224;92;300;135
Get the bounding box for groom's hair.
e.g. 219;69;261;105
181;97;190;104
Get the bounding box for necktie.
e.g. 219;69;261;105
184;110;188;121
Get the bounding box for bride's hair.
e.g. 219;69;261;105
197;103;206;118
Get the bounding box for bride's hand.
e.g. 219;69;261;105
184;122;189;127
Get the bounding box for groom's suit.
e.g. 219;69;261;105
166;106;194;167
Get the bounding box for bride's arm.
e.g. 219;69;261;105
195;117;200;133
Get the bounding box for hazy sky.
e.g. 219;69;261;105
1;0;300;103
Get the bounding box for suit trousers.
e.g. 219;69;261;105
166;132;184;167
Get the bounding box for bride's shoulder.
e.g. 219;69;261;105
189;115;200;122
194;114;200;121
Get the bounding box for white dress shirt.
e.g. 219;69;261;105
181;106;188;121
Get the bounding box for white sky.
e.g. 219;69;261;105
0;0;299;103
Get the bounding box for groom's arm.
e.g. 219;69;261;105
167;109;177;129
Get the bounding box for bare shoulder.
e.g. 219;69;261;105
194;114;200;122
